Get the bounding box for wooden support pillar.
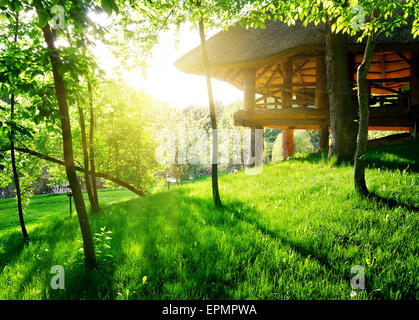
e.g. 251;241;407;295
281;59;294;158
243;68;262;166
315;53;329;151
244;68;256;111
411;51;419;138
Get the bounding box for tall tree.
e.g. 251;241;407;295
1;10;30;245
77;101;98;212
88;81;99;210
325;18;358;163
33;0;96;267
64;27;100;214
142;0;227;207
198;18;222;207
9;13;28;245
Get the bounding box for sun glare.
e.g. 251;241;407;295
93;23;242;109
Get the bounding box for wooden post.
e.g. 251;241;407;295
315;53;329;151
411;51;419;138
281;60;294;158
243;68;261;166
244;68;256;111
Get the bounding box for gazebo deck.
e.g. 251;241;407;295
234;107;416;131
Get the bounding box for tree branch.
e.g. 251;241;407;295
1;146;145;197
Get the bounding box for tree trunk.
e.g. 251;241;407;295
77;105;98;213
10;94;29;245
325;21;358;163
281;60;294;159
199;19;222;208
354;33;377;195
36;16;96;267
88;82;99;210
9;14;28;245
115;142;120;180
411;51;419;138
315;53;330;152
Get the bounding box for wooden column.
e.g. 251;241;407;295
243;68;261;166
411;51;419;138
315;53;329;151
281;60;294;158
244;68;256;111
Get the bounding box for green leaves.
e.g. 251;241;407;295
101;0;119;15
5;120;34;139
37;8;50;28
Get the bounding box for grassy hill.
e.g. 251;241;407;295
0;142;418;300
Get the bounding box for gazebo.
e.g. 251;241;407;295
175;19;419;159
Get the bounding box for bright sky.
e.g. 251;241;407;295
95;24;243;109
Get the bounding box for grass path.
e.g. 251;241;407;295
0;142;418;300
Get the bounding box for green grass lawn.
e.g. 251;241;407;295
0;142;418;300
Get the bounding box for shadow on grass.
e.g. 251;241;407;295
52;203;131;300
0;231;26;268
175;190;347;286
131;191;232;299
0;200;131;299
288;141;419;172
365;192;419;213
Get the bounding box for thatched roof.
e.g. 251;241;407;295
175;19;419;93
175;20;326;74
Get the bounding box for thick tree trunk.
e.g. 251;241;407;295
199;19;222;208
10;94;29;245
37;18;96;267
88;82;99;210
354;34;377;195
411;51;419;138
325;21;358;163
77;105;98;213
315;53;330;152
281;60;294;159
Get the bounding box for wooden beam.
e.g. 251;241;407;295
265;64;282;86
255;88;283;102
370;83;400;94
256;83;316;90
268;125;322;130
228;68;242;85
368;126;412;132
293;60;310;76
257;65;274;81
395;51;411;66
236;108;329;120
367;77;410;83
235;116;414;129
